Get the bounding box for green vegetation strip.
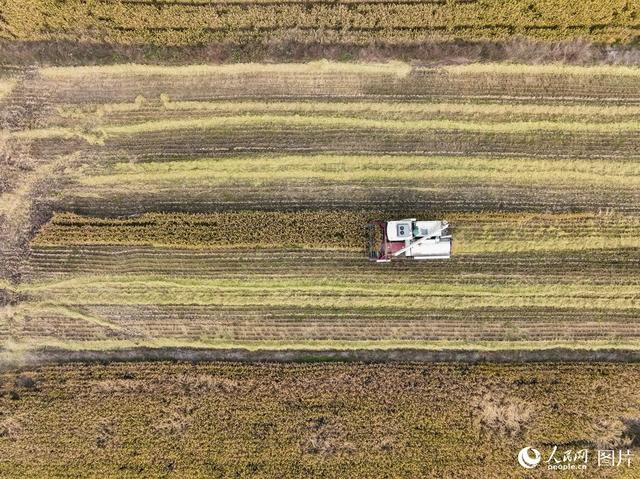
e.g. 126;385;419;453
20;275;640;310
162;100;640;118
59;98;640;123
101;115;640;135
6;336;640;353
78;154;640;189
9;114;640;143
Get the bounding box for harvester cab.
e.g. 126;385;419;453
367;219;452;262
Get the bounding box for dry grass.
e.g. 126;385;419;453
0;80;16;101
592;418;640;450
473;392;534;438
302;416;355;455
441;63;640;77
0;417;21;441
40;61;412;79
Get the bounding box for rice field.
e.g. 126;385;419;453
3;0;640;45
1;361;639;478
1;61;639;356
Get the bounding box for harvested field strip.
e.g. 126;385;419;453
30;84;640;107
8;115;640;158
21;275;640;310
33;212;640;254
7;304;130;341
60;184;640;216
14;62;640;108
77;155;640;189
7;115;640;143
148;99;640;117
7;312;640;345
45;128;637;161
6;1;640;44
26;245;639;266
54;99;640;125
99;115;640;135
49;130;588;159
25;247;640;285
9;304;640;342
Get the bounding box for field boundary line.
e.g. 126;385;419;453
5;346;640;369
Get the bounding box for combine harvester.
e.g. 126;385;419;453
367;219;452;262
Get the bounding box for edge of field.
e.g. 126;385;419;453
5;343;640;369
2;38;640;68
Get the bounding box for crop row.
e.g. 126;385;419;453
21;113;640;139
33;211;640;254
34;211;366;249
18;125;637;161
10;307;640;342
9;298;640;343
106;124;640;160
59;182;640;217
89;154;640;184
13;313;125;341
25;246;640;286
41;98;640;130
66;154;640;210
4;0;640;44
26;273;640;312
